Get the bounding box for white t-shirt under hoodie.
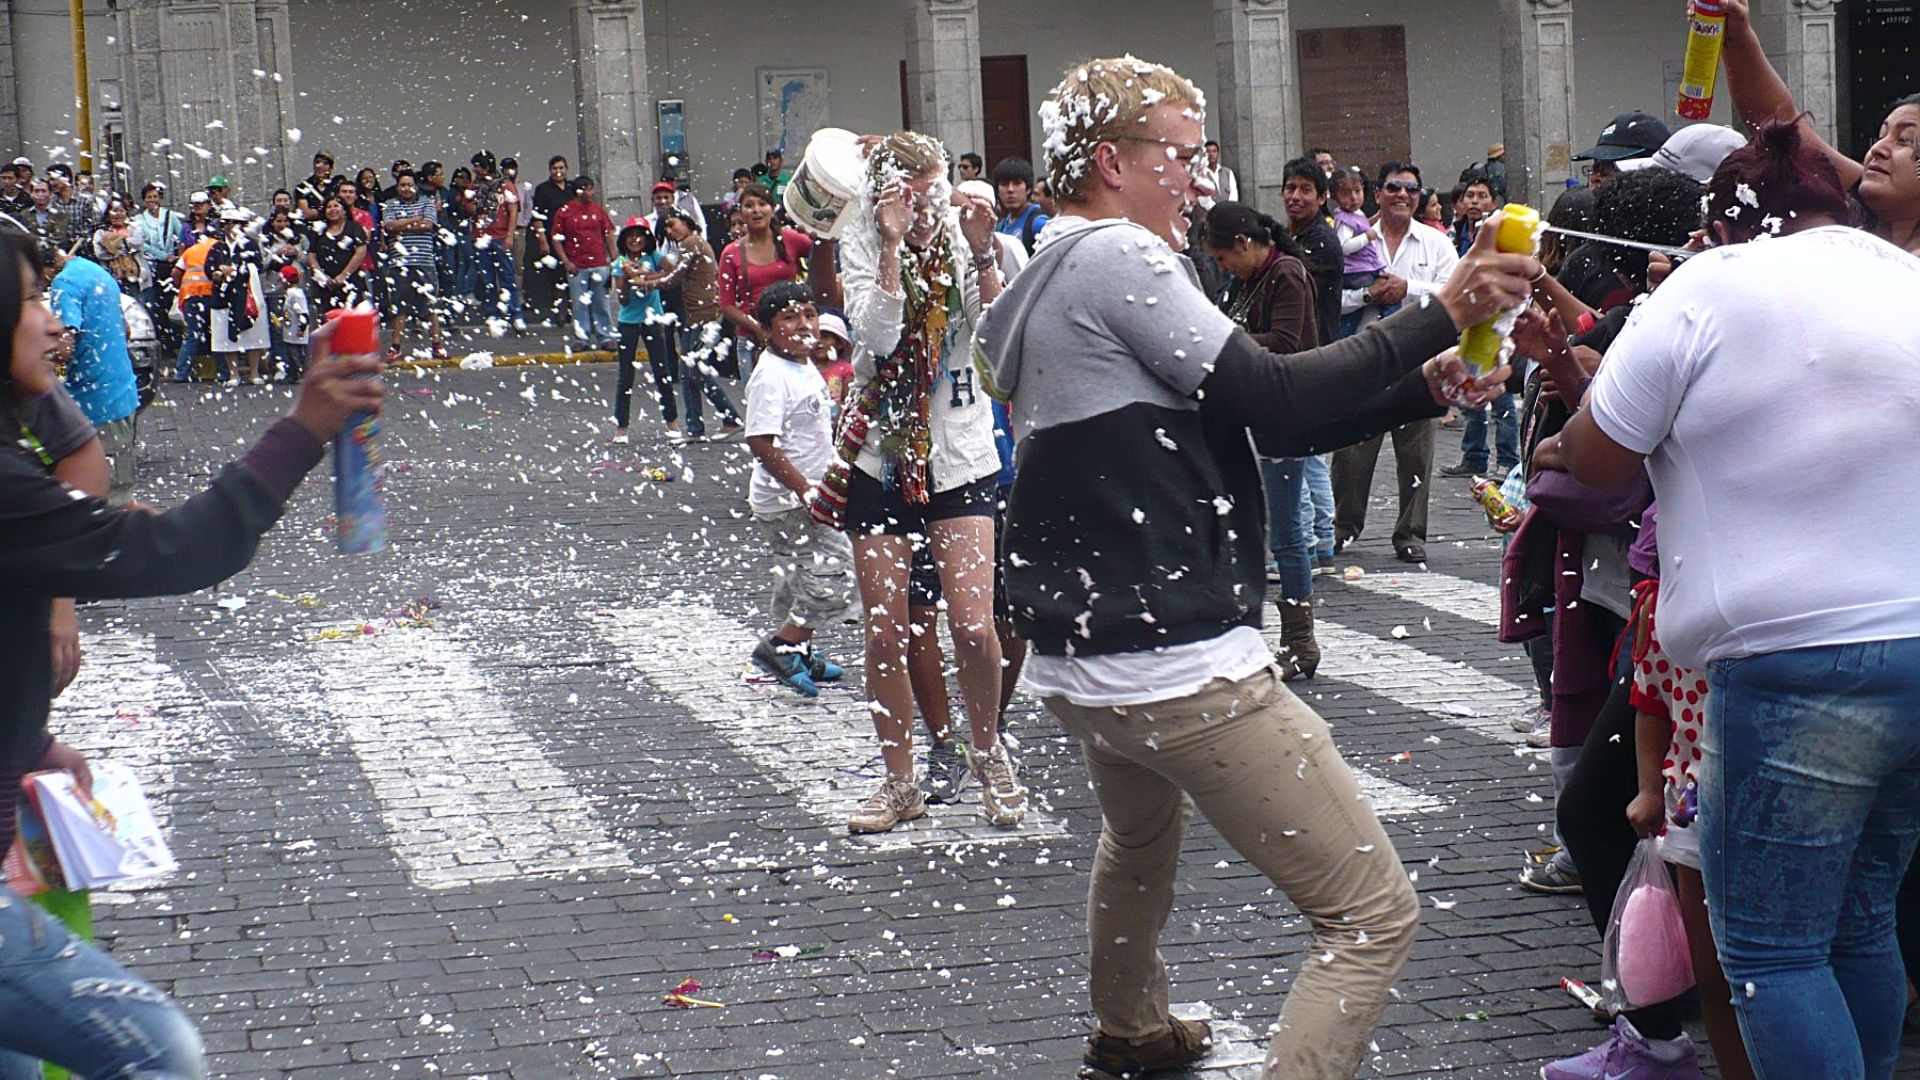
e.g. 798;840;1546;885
744;351;835;516
1589;226;1920;667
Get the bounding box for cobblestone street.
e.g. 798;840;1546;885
57;365;1920;1079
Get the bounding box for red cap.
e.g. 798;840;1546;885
326;308;380;354
652;181;677;195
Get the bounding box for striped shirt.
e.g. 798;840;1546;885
380;196;439;269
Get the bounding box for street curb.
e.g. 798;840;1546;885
392;349;620;374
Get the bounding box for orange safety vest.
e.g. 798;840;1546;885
176;237;214;299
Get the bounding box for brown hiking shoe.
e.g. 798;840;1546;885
1079;1017;1213;1078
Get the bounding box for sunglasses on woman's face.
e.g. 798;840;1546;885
1380;181;1420;194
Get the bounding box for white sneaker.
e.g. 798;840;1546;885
848;775;927;834
611;431;630;446
971;742;1028;827
1510;703;1548;732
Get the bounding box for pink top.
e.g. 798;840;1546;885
718;228;813;313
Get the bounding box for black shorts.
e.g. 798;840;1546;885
385;265;434;321
909;546;942;608
844;469;996;538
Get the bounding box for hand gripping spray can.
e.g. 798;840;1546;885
327;309;388;554
1456;204;1542;375
1677;0;1728;122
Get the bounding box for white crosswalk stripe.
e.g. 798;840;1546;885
606;603;1445;837
1266;619;1537;745
598;602;1072;849
220;628;634;890
1334;567;1501;627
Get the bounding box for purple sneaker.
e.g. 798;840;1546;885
1540;1017;1701;1080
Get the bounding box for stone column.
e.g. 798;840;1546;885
1498;0;1578;209
1750;0;1838;145
1213;0;1301;217
115;0;299;201
0;2;20;158
570;0;656;223
902;0;984;163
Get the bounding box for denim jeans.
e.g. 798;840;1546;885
1701;638;1920;1079
676;321;741;435
472;240;520;323
1260;458;1312;603
0;888;205;1079
567;267;616;346
1301;454;1335;557
1457;391;1520;472
172;296;217;381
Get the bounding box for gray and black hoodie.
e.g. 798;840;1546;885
975;217;1459;658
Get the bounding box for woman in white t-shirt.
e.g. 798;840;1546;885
831;131;1024;835
1538;120;1920;1080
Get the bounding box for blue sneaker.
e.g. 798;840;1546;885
806;646;845;683
751;637;819;697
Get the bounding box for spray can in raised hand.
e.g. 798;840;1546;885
1676;0;1728;121
1472;477;1524;532
1456;204;1542;376
328;309;388;554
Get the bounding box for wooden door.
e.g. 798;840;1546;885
980;55;1032;170
1295;26;1412;178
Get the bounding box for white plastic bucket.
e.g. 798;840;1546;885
783;128;866;239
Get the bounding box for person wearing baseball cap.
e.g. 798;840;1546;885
1572;111;1672;189
206;175;237;215
1616;124;1747;185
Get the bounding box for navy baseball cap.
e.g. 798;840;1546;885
1572;111;1672;162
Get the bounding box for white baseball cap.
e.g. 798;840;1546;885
188;191;210;204
817;312;852;347
1617;124;1748;185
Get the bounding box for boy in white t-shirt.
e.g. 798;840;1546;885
744;281;857;696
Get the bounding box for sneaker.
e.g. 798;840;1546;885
1525;712;1553;748
1511;703;1549;732
1540;1017;1701;1080
971;742;1028;826
714;423;745;442
1524;844;1563;868
1312;554;1336;577
750;637;819;698
1441;461;1482;478
804;645;844;683
848;775;927;834
920;741;972;804
1080;1017;1213;1079
611;431;630;446
665;421;688;446
1519;857;1583;895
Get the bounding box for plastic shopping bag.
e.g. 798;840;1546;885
1600;837;1694;1012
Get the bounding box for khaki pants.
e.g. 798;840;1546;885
1330;418;1433;554
1046;667;1419;1079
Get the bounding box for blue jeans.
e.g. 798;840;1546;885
172;296;220;381
568;268;616;346
676;321;741;435
1301;454;1334;557
472;241;521;323
1702;638;1920;1079
1260;458;1312;603
0;889;205;1078
1458;391;1520;472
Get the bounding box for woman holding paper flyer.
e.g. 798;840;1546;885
0;231;386;1079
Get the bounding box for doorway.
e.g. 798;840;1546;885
980;55;1032;171
1845;1;1919;158
1295;26;1412;178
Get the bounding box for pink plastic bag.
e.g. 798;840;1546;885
1600;838;1694;1012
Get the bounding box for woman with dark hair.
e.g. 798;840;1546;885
0;231;383;1078
307;196;369;316
1720;0;1917;255
609;221;673;444
717;183;811;370
1202;201;1324;679
1543;118;1920;1080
